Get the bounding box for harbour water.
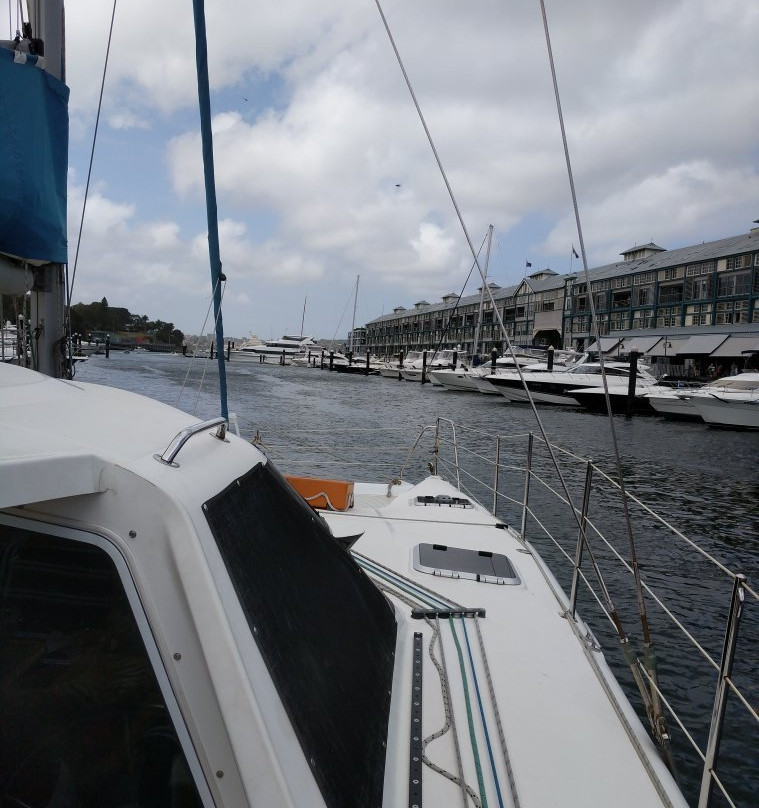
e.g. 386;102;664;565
74;351;757;807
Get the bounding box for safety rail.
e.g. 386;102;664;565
428;419;757;808
246;417;756;808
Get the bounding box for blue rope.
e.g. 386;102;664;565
462;618;505;808
355;556;454;609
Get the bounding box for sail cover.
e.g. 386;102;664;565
0;48;68;264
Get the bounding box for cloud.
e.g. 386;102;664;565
60;0;759;337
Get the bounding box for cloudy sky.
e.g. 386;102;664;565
31;0;759;338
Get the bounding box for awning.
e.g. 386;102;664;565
709;335;759;358
646;337;689;357
677;334;729;354
586;337;622;354
618;336;662;354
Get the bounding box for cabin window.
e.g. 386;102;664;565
203;461;396;808
0;522;208;808
413;543;520;585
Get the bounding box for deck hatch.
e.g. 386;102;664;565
413;543;520;585
415;494;473;508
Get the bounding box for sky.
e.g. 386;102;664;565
11;0;759;339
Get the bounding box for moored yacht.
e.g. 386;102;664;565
428;348;568;394
399;348;465;382
234;334;325;364
486;360;658;406
685;371;759;428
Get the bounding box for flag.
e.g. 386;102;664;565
572;246;579;259
525;261;532;268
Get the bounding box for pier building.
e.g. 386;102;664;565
364;224;759;372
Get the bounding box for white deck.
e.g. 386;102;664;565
324;478;687;808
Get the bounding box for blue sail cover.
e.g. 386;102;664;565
0;48;68;263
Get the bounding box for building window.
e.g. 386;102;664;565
685;276;712;301
658;284;684;304
717;272;750;297
725;255;751;270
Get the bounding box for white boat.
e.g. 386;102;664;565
233;334;326;364
486;361;659;406
0;361;694;808
644;385;704;420
685;372;759;428
399;348;465;382
0;7;751;808
431;349;583;395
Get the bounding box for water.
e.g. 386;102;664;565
74;351;758;807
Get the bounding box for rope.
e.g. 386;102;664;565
449;616;488;808
461;618;505;808
474;616;520;808
175;275;225;411
424;616;479;808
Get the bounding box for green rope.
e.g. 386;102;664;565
448;616;488;808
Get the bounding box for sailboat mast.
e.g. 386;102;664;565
350;275;359;353
0;0;67;378
191;0;228;419
472;225;493;361
301;297;307;337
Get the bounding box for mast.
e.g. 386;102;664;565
192;0;228;419
300;297;307;337
0;0;68;378
472;225;493;362
349;275;359;353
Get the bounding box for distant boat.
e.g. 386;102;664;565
230;334;325;364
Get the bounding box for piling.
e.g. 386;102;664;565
452;350;457;370
329;351;334;371
547;346;554;371
365;353;370;375
626;350;639;417
421;350;428;384
491;349;497;370
105;334;110;359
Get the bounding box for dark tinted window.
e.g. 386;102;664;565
203;461;396;808
0;525;205;808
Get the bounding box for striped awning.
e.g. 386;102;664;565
677;334;729;354
709;335;759;358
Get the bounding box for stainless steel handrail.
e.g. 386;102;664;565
154;417;228;466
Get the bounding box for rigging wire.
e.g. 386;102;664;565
373;0;618;630
67;0;118;307
537;0;672;763
63;0;118;379
375;0;672;760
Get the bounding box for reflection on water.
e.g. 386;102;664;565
75;352;758;807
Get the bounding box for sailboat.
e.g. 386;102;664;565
0;4;752;808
